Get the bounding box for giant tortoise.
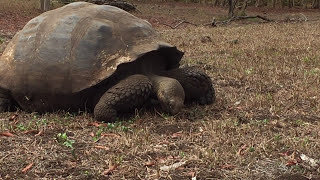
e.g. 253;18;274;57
0;2;215;122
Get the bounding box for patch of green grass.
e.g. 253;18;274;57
249;146;255;152
0;37;4;44
245;67;254;75
274;134;282;141
16;124;27;131
93;128;103;142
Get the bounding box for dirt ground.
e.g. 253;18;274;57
1;1;320;179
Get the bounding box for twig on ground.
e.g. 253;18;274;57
161;20;198;29
299;13;308;21
203;15;273;26
219;15;273;25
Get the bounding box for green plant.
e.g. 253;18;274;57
249;147;255;152
93;128;103;142
179;151;186;158
36;118;47;127
274;134;282;141
17;124;27;131
56;132;75;149
107;122;131;132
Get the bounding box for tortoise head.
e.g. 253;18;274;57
156;77;185;115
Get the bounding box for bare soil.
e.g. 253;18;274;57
1;1;320;179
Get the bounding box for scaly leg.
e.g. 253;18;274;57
164;67;215;105
94;74;152;122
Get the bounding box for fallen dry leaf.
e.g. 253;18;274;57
35;130;43;136
279;151;291;156
89;132;95;137
9;114;18;121
286;159;297;166
21;162;33;173
65;161;77;168
94;145;110;151
87;122;101;127
101;133;120;138
221;164;236;170
300;154;319;167
160;161;187;171
188;171;196;177
144;161;156;166
23;130;39;134
158;140;170;145
237;144;247;156
0;132;14;137
156;157;167;164
102;164;117;176
171;131;183;138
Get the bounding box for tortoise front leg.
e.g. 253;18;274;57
93;74;152;122
164;67;215;105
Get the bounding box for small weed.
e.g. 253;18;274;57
63;112;75;119
262;119;269;124
179;151;186;158
266;93;273;101
56;132;75;149
308;68;320;75
245;67;254;75
294;119;304;126
107;121;131;132
302;138;310;146
274;134;282;141
158;113;170;120
36;118;47;127
249;147;255;152
93;128;103;142
56;132;76;158
114;155;124;164
16;124;27;131
32;115;38;120
302;56;315;63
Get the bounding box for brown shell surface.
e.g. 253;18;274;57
0;2;182;97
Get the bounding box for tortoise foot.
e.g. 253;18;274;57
164;67;215;105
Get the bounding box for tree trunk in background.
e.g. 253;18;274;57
288;0;293;7
255;0;261;7
301;0;308;8
214;0;220;6
222;0;228;6
40;0;50;11
302;0;308;8
281;0;285;8
228;0;234;17
240;0;248;15
272;0;276;8
312;0;320;8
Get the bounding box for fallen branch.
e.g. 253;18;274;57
155;14;314;29
299;13;308;21
160;161;187;171
218;15;273;25
161;20;198;29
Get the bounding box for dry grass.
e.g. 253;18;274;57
0;0;40;15
1;1;320;179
